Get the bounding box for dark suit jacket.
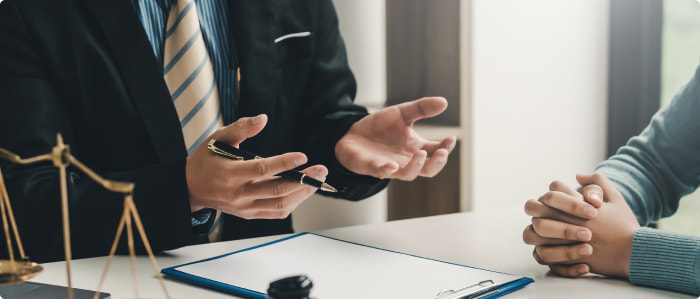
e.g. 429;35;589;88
0;0;387;263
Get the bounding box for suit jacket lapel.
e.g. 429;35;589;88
82;0;187;163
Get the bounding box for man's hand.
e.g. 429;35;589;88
186;114;327;219
335;97;457;180
523;173;640;278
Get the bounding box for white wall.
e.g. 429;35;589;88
295;0;610;226
470;0;610;210
293;0;387;232
333;0;387;111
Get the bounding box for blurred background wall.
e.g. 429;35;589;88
295;0;700;236
293;0;388;231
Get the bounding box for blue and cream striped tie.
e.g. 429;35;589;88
163;0;223;154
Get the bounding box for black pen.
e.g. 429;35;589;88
207;139;338;192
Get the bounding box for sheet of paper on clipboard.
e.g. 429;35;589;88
162;233;534;299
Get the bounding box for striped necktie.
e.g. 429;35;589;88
163;0;223;154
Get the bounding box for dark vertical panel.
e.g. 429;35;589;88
388;142;461;220
607;0;662;157
386;0;460;126
386;0;462;220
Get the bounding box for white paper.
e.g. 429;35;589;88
175;234;524;298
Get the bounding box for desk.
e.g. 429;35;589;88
31;206;693;298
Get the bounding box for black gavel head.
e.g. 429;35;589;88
267;275;313;299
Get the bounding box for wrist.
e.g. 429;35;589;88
185;154;207;212
614;225;639;279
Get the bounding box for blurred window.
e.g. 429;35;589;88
656;0;700;236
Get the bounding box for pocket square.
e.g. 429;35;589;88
275;31;311;43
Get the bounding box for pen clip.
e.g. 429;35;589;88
433;280;495;299
207;139;244;160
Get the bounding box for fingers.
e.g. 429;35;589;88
531;218;591;242
235;165;328;219
549;264;591;277
524;199;587;225
579;184;604;208
534;243;592;264
548;180;582;199
228;152;308;180
390;150;427;180
346;153;399;179
590;173;624;203
384;136;456;180
419;148;449;178
575;173;594;186
522;224;581;246
416;137;456;178
532;248;591;277
390;148;452;180
234;160;320;199
524;176;607;279
250;185;318;219
538;188;597;220
576;173;622;204
421;136;457;155
397;97;448;126
213;114;268;145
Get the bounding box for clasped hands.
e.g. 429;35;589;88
186;97;456;219
522;173;641;279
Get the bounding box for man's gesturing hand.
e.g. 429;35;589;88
335;97;456;181
186;114;327;219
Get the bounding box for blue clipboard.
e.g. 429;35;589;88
162;233;534;298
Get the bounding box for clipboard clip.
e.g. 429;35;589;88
433;280;497;299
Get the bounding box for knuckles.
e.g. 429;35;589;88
532;249;546;265
522;225;540;245
274;197;289;211
538;191;558;205
550;265;580;277
271;181;288;197
523;199;542;216
563;226;577;241
253;161;272;177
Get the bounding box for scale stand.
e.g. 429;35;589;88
0;134;170;299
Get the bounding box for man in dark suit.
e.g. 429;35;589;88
0;0;456;263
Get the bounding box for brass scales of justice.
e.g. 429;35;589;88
0;134;170;299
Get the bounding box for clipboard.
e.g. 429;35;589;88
162;233;534;298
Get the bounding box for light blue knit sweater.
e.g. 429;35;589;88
594;64;700;295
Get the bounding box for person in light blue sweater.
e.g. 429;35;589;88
521;63;700;295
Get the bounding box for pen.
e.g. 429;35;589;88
207;139;338;192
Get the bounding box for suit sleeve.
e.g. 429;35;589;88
0;1;194;263
293;0;389;201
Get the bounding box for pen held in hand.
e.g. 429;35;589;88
207;139;338;192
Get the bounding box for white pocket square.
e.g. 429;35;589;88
275;31;311;44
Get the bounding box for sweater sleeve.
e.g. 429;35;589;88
594;64;700;226
629;228;700;295
594;64;700;295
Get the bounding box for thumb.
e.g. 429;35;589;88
576;174;603;208
398;97;447;125
213;114;268;146
589;172;624;204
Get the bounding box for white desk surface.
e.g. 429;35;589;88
32;205;694;299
